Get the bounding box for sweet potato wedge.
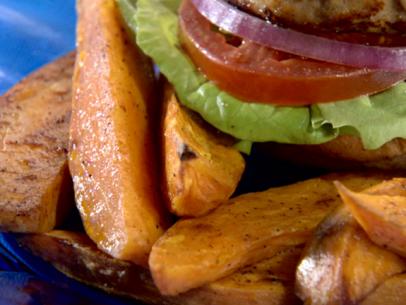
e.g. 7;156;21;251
184;246;303;305
149;173;386;295
17;231;301;305
70;0;169;266
162;86;245;217
0;53;74;232
360;273;406;305
296;205;406;305
336;179;406;257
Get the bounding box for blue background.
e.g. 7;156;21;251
0;0;76;94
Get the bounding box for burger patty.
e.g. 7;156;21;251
229;0;406;33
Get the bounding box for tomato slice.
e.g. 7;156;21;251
179;0;406;106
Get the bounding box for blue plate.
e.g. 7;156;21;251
0;1;142;303
0;0;75;94
0;234;135;305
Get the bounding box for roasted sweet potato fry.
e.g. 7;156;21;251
296;205;406;305
360;273;406;305
149;174;386;295
70;0;168;266
17;231;301;305
0;53;74;232
185;246;303;305
336;179;406;257
162;86;245;217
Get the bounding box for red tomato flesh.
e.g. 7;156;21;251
179;0;406;106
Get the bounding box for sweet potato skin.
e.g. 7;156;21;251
149;173;386;296
17;231;171;305
70;0;168;266
0;53;74;232
162;86;245;217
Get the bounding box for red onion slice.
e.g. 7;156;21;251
190;0;406;71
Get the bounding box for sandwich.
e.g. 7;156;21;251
118;0;406;168
3;1;403;304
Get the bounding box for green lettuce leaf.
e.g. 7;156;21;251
312;83;406;149
118;0;406;150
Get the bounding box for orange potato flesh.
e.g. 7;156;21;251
296;205;406;305
162;86;245;217
17;232;301;305
336;179;406;257
149;174;385;295
70;0;168;266
0;53;74;232
360;178;406;196
360;273;406;305
187;246;303;305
